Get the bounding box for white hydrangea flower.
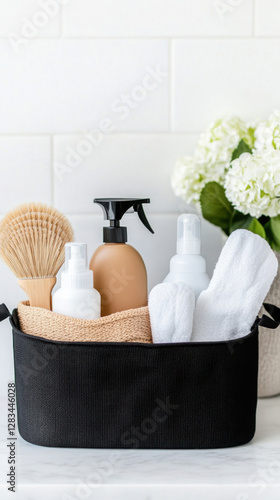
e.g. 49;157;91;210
254;110;280;152
171;156;225;208
171;157;201;207
225;151;280;218
171;117;254;208
194;116;253;170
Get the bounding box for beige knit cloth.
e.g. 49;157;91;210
18;301;152;343
258;251;280;397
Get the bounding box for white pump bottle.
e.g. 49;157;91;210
163;214;210;299
52;242;101;320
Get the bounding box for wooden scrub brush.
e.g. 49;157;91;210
0;202;74;310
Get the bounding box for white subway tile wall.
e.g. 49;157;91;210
0;136;52;212
172;39;280;132
0;40;169;134
255;0;280;36
62;0;253;37
0;0;278;328
53;133;199;213
0;0;61;37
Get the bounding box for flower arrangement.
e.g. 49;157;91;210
172;111;280;250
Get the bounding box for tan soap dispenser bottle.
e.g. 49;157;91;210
89;198;154;316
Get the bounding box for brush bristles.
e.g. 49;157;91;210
0;202;74;279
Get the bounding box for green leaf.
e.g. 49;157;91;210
265;216;280;251
230;211;266;240
247;218;266;239
231;139;252;162
230;210;253;233
200;182;234;235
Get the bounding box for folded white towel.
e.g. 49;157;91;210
149;282;195;343
191;229;278;342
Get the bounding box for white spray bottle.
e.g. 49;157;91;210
163;214;210;299
53;242;101;320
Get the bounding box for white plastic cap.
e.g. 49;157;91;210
176;214;201;255
61;243;93;289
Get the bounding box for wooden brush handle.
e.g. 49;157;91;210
18;277;56;310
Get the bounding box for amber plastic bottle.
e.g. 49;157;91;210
89;199;154;317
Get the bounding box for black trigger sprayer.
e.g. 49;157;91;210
93;198;154;243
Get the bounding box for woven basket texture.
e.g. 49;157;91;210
17;301;152;344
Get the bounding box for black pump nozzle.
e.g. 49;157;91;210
94;198;154;243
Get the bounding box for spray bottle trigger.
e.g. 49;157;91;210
135;203;154;234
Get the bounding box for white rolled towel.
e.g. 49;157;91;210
149;282;195;343
191;229;278;342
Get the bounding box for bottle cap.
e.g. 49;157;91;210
176;214;201;255
61;243;93;289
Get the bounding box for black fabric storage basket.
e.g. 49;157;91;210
2;303;280;449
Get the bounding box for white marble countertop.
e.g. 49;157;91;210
0;396;279;500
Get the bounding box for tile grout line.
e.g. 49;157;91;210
60;35;258;40
0;133;53;137
0;131;202;137
1;35;280;41
0;212;183;218
39;35;274;40
60;213;183;219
